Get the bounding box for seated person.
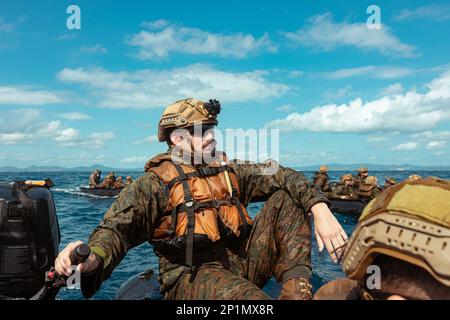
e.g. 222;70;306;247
314;177;450;300
125;176;133;185
313;165;332;193
329;174;357;200
383;177;397;190
114;176;126;189
357;176;381;200
88;170;102;188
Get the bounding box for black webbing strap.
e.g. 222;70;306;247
166;165;235;190
174;164;195;273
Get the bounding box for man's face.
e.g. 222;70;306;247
360;172;369;178
345;179;354;186
171;124;217;162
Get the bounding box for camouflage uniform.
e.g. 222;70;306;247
82;157;328;299
114;177;126;189
88;172;101;188
312;172;331;193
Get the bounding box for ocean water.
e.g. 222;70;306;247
0;170;448;300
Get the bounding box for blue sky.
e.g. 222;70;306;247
0;0;449;168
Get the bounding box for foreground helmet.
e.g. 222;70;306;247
408;174;422;182
343;177;450;286
158;98;221;142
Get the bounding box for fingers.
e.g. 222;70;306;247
55;240;84;276
315;230;324;252
325;238;338;263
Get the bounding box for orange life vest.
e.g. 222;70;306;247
146;151;253;271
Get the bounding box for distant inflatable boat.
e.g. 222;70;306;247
78;186;124;197
328;198;369;216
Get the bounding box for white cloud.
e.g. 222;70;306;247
327;66;414;79
127;20;277;60
426;140;447;150
288;70;303;78
0;86;65;105
412;131;450;140
120;156;149;163
265;71;450;133
58;64;289;108
79;44;108;55
367;136;387;143
59;112;92;120
0;109;113;149
323;85;352;100
391;142;418;151
276;104;295;112
378;83;404;96
0;132;27;144
395;5;450;21
285;13;417;58
134;135;159;144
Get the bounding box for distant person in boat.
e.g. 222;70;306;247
88;170;102;188
101;172;116;189
114;176;126;189
353;167;369;189
357;175;381;200
125;176;133;185
383;177;397;190
314;177;450;300
407;174;422;182
330;174;357;200
313;165;332;193
55;98;348;301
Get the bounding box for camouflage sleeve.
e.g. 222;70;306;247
81;172;164;298
230;159;329;214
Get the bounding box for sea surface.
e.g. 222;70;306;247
0;170;448;300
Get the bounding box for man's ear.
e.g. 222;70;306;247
170;129;187;146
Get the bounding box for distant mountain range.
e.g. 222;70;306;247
1;163;449;172
0;164;141;172
294;163;450;171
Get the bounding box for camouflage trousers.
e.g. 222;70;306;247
164;190;312;300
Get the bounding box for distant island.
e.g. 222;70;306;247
1;163;449;172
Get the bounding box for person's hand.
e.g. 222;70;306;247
310;203;348;263
55;241;101;276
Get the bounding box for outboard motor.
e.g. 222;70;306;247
0;180;60;299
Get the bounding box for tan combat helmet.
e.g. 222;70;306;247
319;165;329;173
407;174;422;182
358;167;369;174
158;98;221;142
343;177;450;287
340;174;353;182
385;177;397;185
365;175;377;185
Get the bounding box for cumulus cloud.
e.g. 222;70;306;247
426;140;447;150
57;64;288;108
0;109;113;148
265;71;450;133
127;20;277;60
276;104;295;112
327;66;414;80
59;112;92;120
395;5;450;21
0;86;65;105
285;13;417;58
134;135;159;144
378;83;404;96
391;142;418;151
367;136;387;143
79;44;108;55
412;131;450;140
